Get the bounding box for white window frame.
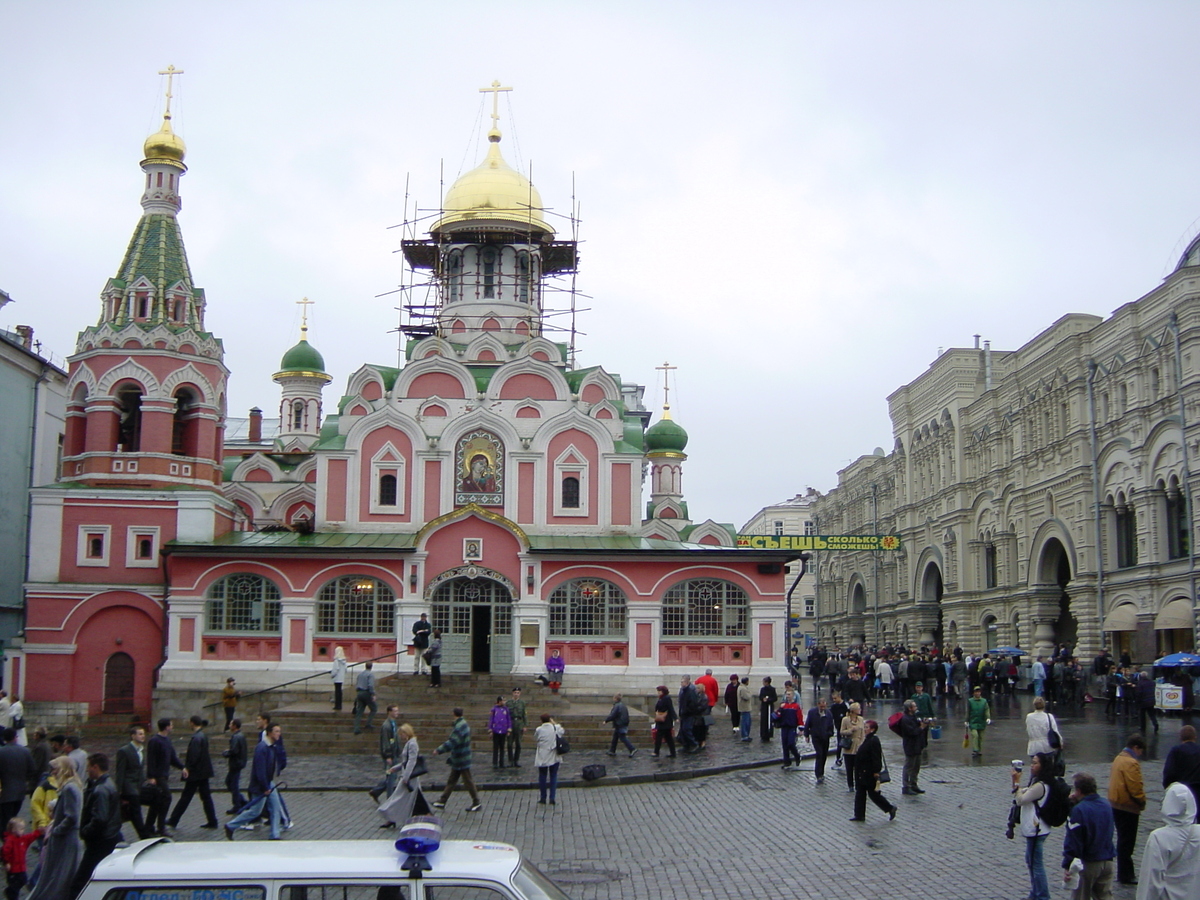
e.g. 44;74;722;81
126;526;160;568
368;443;406;515
77;525;111;567
552;445;589;517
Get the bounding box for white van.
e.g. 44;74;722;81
78;837;573;900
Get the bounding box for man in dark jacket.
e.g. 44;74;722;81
114;724;148;838
605;693;636;757
71;752;124;896
225;723;284;839
1162;724;1200;820
758;677;778;743
899;700;929;795
222;718;248;814
840;668;868;709
804;697;836;784
167;715;218;829
145;717;185;836
0;728;35;827
678;677;701;753
1062;772;1115;896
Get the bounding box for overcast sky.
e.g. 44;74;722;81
3;2;1200;530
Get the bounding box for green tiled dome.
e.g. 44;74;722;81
279;338;326;373
645;414;688;452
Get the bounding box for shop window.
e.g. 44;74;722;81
206;574;282;633
661;578;748;638
316;576;396;635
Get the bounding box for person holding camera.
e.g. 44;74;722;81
166;715;218;830
1010;752;1056;900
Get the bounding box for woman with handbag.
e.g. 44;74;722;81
652;685;677;758
850;720;897;822
377;724;429;827
840;702;866;793
1025;697;1062;756
533;714;565;804
1010;752;1055;900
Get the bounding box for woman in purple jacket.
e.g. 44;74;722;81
489;697;512;768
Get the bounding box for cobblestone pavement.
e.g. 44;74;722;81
63;690;1197;899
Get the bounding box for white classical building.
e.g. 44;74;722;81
752;243;1200;663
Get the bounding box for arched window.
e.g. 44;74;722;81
172;387;198;456
378;473;398;506
1165;477;1189;560
446;249;464;303
291;400;305;431
206;574;282;633
316;575;396;634
116;386;143;452
1116;493;1137;568
548;579;627;638
561;476;580;509
517;250;531;303
984;541;997;589
481;247;497;298
661;578;748;638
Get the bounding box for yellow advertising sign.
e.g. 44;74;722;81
735;534;902;551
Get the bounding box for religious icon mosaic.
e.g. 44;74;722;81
455;430;504;506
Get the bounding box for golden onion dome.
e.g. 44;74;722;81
142;114;187;166
433;130;552;235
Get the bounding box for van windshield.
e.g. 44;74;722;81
511;862;571;900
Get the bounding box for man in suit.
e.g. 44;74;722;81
222;718;248;814
114;724;149;838
0;727;35;825
370;705;402;802
144;718;185;836
167;715;219;829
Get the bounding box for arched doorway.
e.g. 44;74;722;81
982;615;999;652
921;562;945;647
103;652;135;714
1040;538;1077;648
428;570;514;673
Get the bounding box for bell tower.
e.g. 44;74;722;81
60;65;229;489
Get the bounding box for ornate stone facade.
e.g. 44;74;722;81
805;253;1200;662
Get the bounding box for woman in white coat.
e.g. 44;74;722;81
533;714;565;805
1025;696;1061;756
1136;782;1200;900
331;646;348;711
9;696;26;746
378;724;427;826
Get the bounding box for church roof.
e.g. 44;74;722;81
112;213;195;296
278;337;327;374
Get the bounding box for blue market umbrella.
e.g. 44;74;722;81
990;646;1027;656
1153;652;1200;666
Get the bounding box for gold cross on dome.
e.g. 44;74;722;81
297;297;314;335
655;361;677;411
479;79;512;130
157;64;184;118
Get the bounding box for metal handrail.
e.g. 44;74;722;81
200;648;405;712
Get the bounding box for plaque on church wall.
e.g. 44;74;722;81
520;623;540;647
455;430;505;506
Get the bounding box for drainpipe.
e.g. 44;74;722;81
155;546;172;691
785;553;812;663
1169;313;1198;645
872;482;880;644
1086;361;1106;651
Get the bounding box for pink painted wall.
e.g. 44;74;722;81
498;373;557;401
611;462;632;526
546;429;599;525
58;499;177;584
407;372;466;399
424;460;441;521
326;458;348;521
357;426;413;523
517;461;535;524
422;515;522;588
545;640;629;665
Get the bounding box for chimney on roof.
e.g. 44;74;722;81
14;325;33;349
249;407;263;442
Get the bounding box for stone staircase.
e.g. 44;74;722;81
267;673;655;753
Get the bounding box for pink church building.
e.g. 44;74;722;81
9;85;796;717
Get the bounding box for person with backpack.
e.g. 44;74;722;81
1011;751;1057;900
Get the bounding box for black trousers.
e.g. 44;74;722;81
226;767;246;812
492;733;506;766
120;795;148;839
854;778;893;819
71;836;121;898
333;682;343;710
1139;705;1159;733
144;784;171;835
653;723;676;757
811;737;830;779
1113;808;1139;883
168;778;218;827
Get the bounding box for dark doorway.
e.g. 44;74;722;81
103;652;135;714
471;605;492;672
1044;539;1077;648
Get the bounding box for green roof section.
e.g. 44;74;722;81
313;415;347;450
168;531;418;553
116;213;195;297
645;415;688;452
278;338;327;374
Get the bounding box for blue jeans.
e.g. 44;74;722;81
227;786;283;839
538;763;560;802
1033;679;1044;698
1024;833;1049;900
739;711;752;740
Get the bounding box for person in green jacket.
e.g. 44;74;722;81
910;682;935;718
965;685;992;758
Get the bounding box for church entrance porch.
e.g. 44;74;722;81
429;573;514;674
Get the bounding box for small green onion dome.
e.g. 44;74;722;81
645;412;688;453
278;337;326;374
